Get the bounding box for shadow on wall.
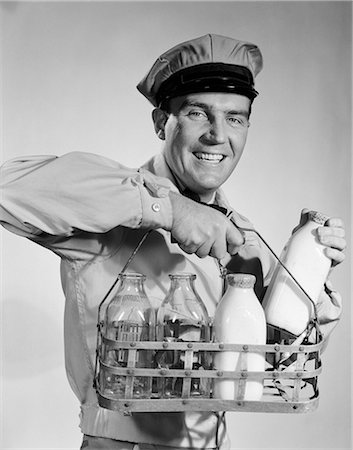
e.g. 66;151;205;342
2;298;63;379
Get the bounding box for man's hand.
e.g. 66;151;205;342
296;209;346;267
169;192;244;259
318;216;346;267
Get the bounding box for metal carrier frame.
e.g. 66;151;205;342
94;228;324;415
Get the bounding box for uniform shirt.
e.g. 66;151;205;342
0;151;342;447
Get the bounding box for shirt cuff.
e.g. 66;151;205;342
316;281;342;336
136;169;174;230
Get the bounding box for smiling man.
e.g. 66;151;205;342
153;92;250;202
0;34;346;450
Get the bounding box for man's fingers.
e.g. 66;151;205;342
318;225;345;239
226;224;245;255
195;242;213;259
178;242;199;255
170;192;246;258
325;247;346;266
209;241;227;260
315;217;347;266
181;235;228;260
325;217;345;229
317;226;346;250
319;235;346;251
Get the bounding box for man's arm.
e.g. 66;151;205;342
0;152;174;238
0;151;244;259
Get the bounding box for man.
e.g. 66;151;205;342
0;34;346;450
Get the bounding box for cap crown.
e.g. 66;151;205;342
137;34;263;106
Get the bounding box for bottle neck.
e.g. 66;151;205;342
118;274;146;296
169;273;196;292
170;278;194;291
225;284;255;298
120;278;144;291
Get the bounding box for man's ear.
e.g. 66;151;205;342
152;108;169;140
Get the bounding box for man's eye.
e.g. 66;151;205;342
187;110;208;120
227;116;249;128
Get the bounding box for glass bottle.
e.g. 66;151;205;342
262;211;331;336
213;273;266;401
101;272;155;399
156;273;211;398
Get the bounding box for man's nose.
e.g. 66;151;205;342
204;118;226;144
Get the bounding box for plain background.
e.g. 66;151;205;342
0;1;351;449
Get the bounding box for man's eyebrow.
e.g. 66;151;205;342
179;100;209;110
227;109;250;118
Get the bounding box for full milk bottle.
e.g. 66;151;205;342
213;273;266;401
262;211;331;336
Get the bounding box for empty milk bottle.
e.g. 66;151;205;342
101;272;155;399
262;211;331;337
156;273;211;398
213;273;266;401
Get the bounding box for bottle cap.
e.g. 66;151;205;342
308;211;329;225
226;273;256;288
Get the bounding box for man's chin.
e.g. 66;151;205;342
196;181;223;194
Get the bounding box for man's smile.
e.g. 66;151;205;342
193;152;225;163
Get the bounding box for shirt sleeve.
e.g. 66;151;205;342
0;152;173;239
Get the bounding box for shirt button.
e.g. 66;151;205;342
152;202;161;212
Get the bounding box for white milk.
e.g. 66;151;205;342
213;274;266;401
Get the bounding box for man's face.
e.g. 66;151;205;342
157;92;251;202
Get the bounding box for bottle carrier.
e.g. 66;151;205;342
94;229;324;415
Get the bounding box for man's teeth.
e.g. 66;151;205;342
194;153;223;162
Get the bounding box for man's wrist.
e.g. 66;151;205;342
137;170;175;230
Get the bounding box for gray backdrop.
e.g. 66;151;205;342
1;1;351;449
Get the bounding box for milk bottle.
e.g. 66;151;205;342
262;211;331;336
213;273;266;401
